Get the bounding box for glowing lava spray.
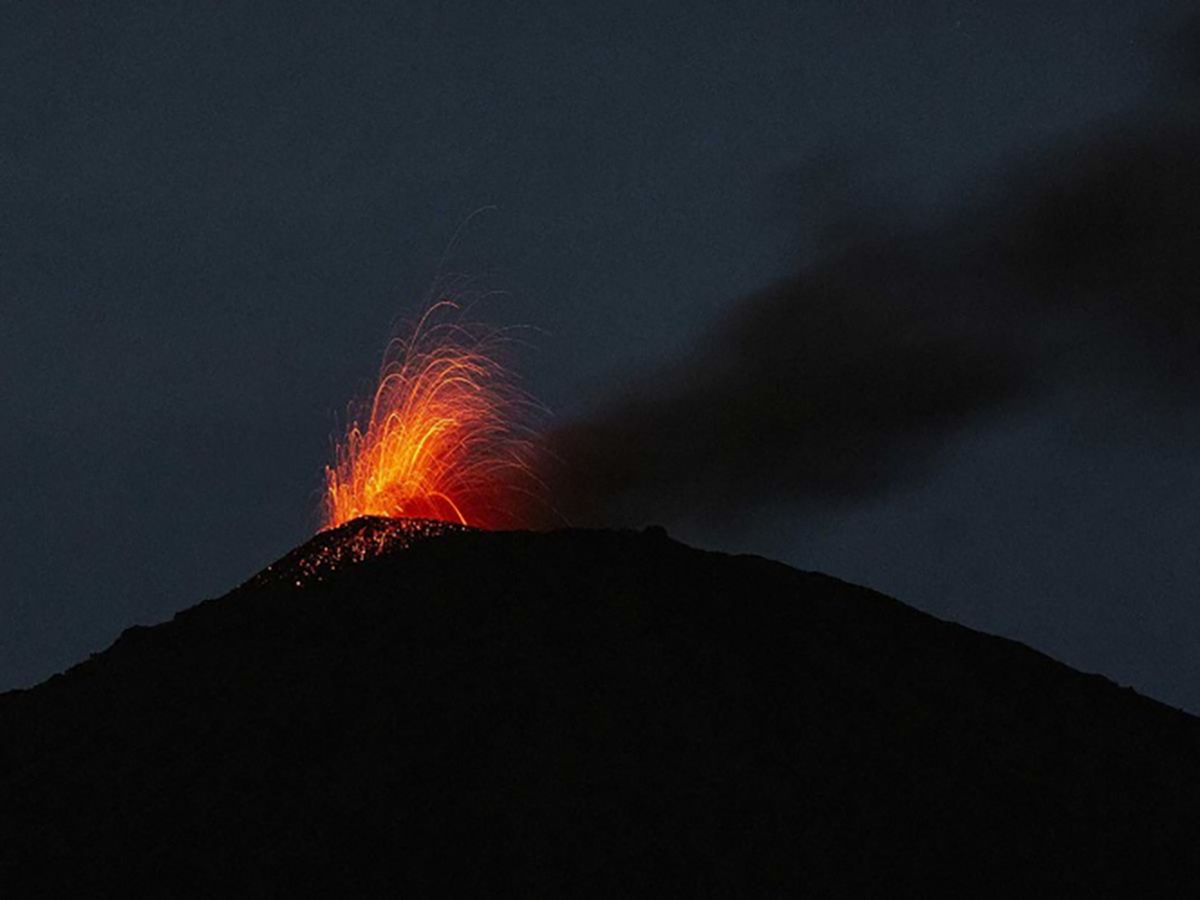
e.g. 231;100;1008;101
321;299;542;531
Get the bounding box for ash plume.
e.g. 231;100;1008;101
548;17;1200;527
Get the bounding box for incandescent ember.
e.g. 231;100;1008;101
252;516;471;589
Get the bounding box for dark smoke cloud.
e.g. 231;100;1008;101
549;241;1036;526
548;19;1200;527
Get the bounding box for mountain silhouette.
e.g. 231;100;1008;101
2;518;1198;896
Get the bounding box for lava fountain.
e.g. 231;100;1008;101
321;299;542;531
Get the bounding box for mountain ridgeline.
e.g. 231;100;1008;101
2;520;1198;896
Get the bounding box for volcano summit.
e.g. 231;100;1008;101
2;523;1198;896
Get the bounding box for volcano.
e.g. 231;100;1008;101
2;522;1198;896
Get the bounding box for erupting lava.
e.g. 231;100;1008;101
322;299;541;531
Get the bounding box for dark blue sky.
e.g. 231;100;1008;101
5;1;1200;709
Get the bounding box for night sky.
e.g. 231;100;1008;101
5;2;1200;710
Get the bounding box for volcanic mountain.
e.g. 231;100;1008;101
2;519;1198;896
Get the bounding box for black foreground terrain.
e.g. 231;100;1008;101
2;520;1198;897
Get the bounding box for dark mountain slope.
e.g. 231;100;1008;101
2;521;1198;896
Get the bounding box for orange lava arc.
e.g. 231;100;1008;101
321;300;541;531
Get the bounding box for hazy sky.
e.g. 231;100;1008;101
5;1;1200;710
